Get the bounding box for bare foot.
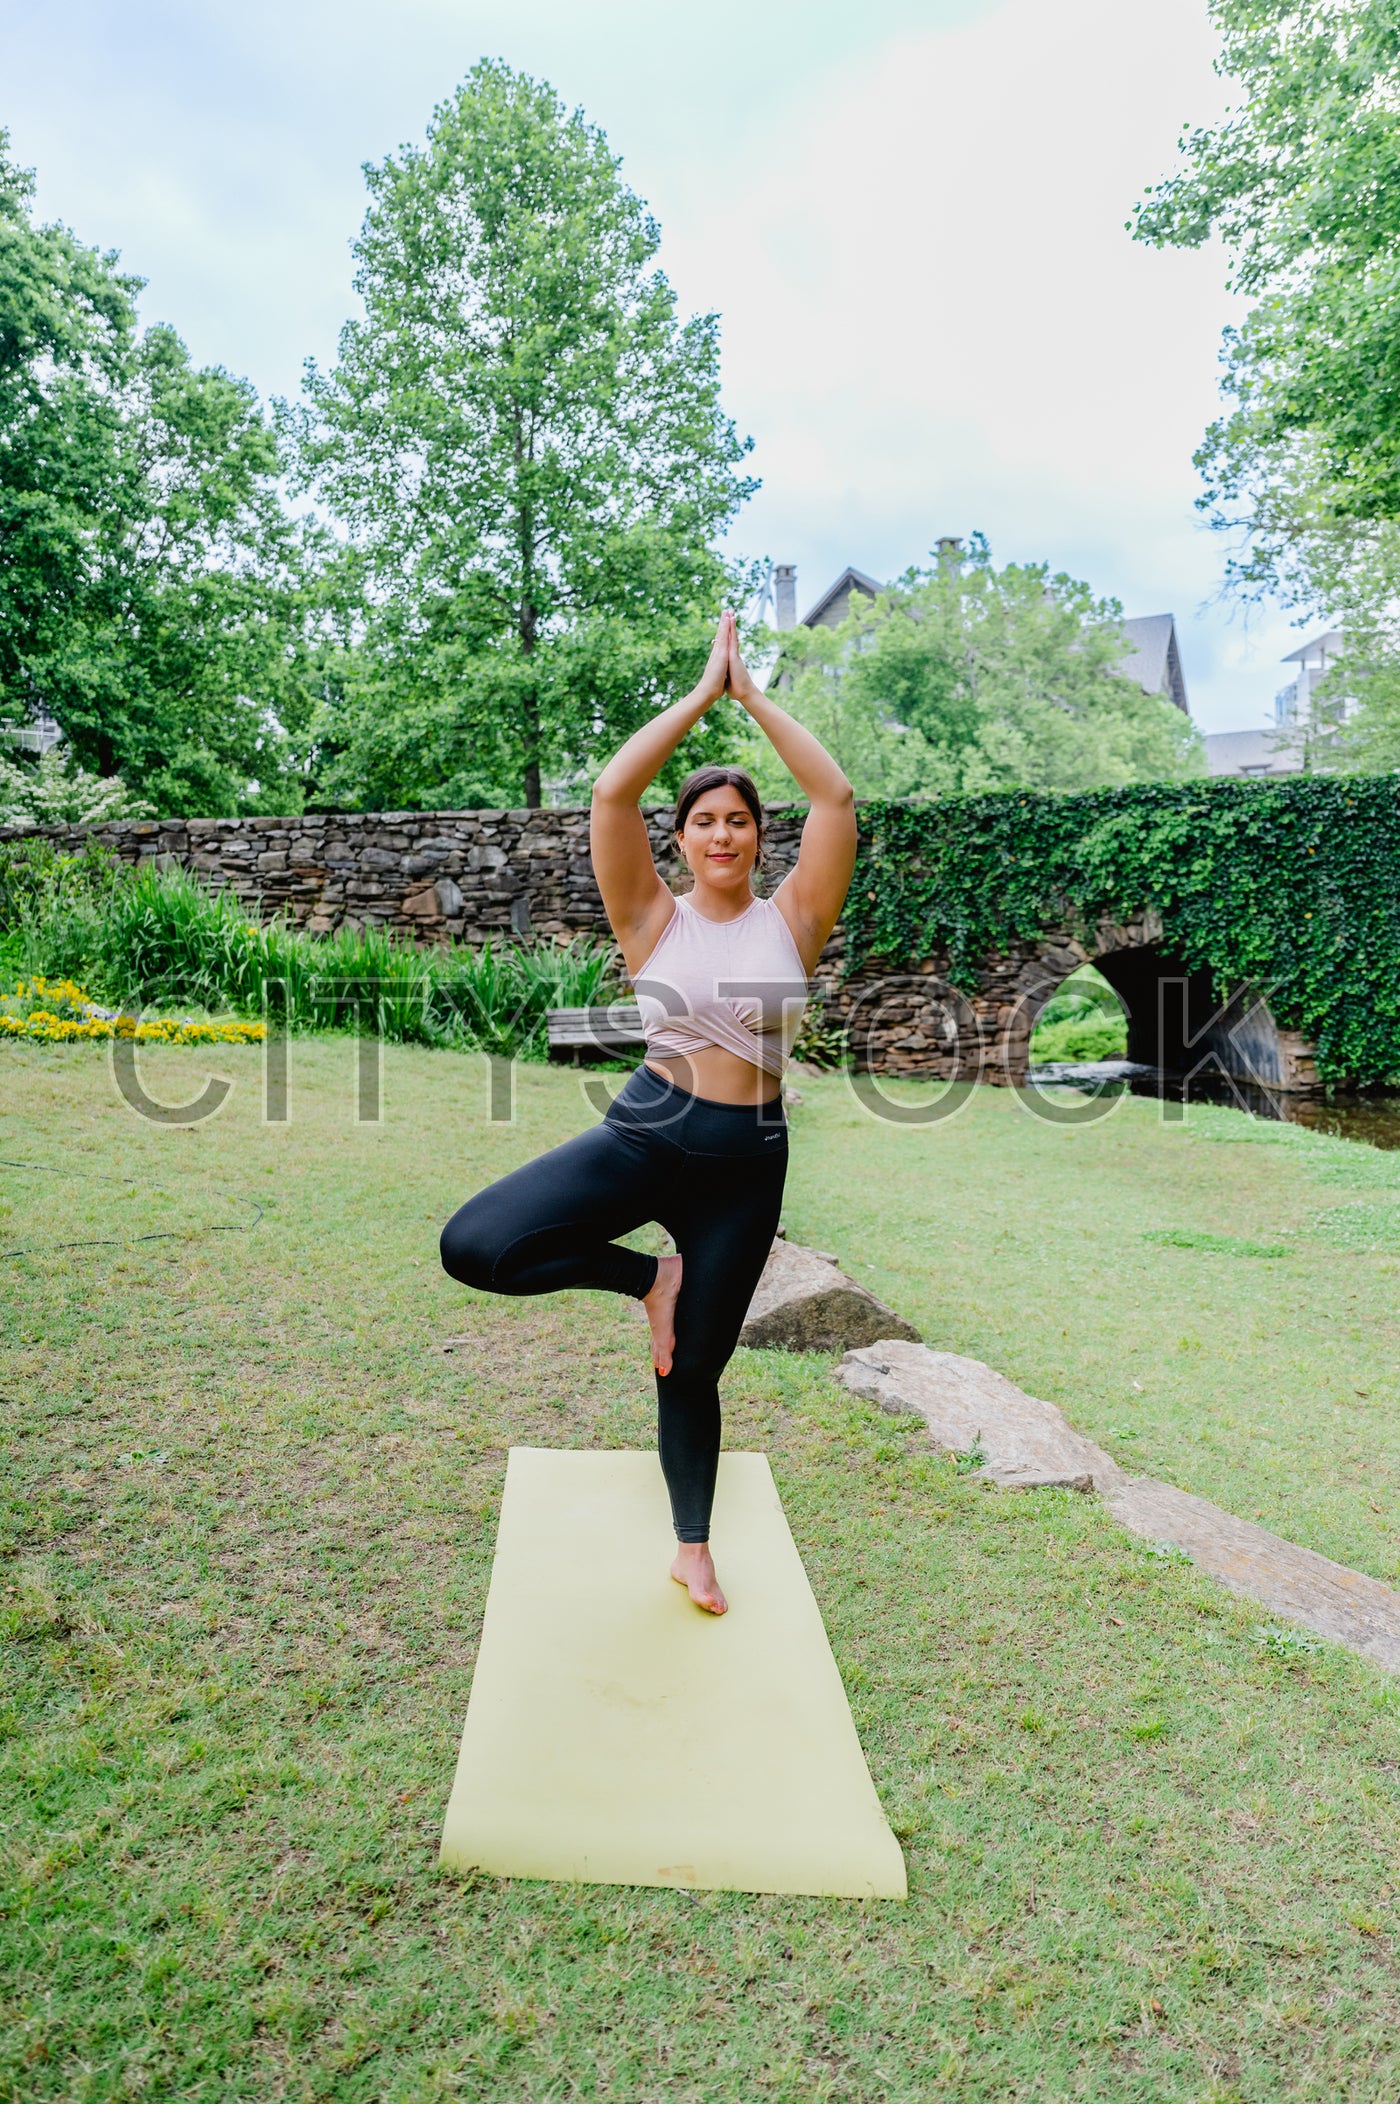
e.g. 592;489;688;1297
642;1252;682;1375
670;1541;728;1615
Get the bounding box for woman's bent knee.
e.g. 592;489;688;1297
439;1202;500;1290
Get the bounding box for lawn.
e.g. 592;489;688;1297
5;1041;1400;2102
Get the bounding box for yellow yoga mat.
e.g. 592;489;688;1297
439;1448;906;1900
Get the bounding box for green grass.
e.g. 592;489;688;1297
6;1047;1400;2099
782;1080;1400;1584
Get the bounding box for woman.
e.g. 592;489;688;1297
439;610;856;1614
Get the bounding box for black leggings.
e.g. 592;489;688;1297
439;1063;788;1541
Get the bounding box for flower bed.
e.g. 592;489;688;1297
1;975;266;1046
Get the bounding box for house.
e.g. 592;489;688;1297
1202;626;1346;777
3;705;63;756
1202;727;1304;779
791;566;882;632
774;561;1191;712
1116;614;1189;714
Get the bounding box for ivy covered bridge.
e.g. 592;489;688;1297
822;778;1400;1096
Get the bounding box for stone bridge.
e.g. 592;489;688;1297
822;913;1319;1095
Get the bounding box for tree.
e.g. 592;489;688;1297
1135;0;1400;524
1133;0;1400;770
740;539;1202;800
0;134;318;816
293;60;755;811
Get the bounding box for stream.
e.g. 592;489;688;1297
1029;1060;1400;1151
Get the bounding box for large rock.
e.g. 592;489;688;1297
834;1339;1118;1493
739;1240;921;1354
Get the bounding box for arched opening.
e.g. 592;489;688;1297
1027;942;1311;1096
1092;945;1218;1073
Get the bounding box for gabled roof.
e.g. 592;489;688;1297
1117;614;1189;714
799;567;882;629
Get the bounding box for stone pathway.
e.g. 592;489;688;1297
835;1338;1400;1672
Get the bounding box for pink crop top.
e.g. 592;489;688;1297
632;887;812;1080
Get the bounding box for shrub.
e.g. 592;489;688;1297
1029;962;1127;1064
0;853;621;1060
1029;1012;1128;1064
0;838;125;980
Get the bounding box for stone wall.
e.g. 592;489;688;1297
2;807;711;947
1;809;1320;1089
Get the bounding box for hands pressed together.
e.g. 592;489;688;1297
696;608;762;711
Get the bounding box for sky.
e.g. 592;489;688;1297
3;0;1309;733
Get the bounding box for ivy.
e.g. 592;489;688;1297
844;778;1400;1087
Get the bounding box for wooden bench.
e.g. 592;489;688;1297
546;1003;646;1061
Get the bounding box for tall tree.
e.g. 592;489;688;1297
293;61;755;810
0;136;134;745
1134;1;1400;768
1135;0;1400;527
740;540;1202;800
0;134;317;816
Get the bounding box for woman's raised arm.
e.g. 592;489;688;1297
590;615;732;968
725;629;857;974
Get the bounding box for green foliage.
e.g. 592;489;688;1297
292;60;754;811
739;539;1202;800
1029;963;1127;1059
1033;963;1124;1029
0;136;323;817
1134;2;1400;772
0;845;619;1057
1253;1625;1324;1666
846;776;1400;1086
1028;1012;1127;1064
0;836;124;980
1135;0;1400;521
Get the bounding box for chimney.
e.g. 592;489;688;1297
774;563;797;630
935;536;962;573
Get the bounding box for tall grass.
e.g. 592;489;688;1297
0;843;621;1058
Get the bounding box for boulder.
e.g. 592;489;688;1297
834;1339;1118;1493
739;1239;921;1354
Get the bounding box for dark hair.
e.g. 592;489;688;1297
674;765;767;870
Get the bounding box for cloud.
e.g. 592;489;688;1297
656;0;1302;728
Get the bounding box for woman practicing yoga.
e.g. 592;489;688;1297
439;610;856;1614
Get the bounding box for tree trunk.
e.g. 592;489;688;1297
514;408;542;807
520;596;541;808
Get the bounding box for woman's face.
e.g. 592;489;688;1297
677;789;759;887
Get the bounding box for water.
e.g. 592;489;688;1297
1029;1059;1400;1151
